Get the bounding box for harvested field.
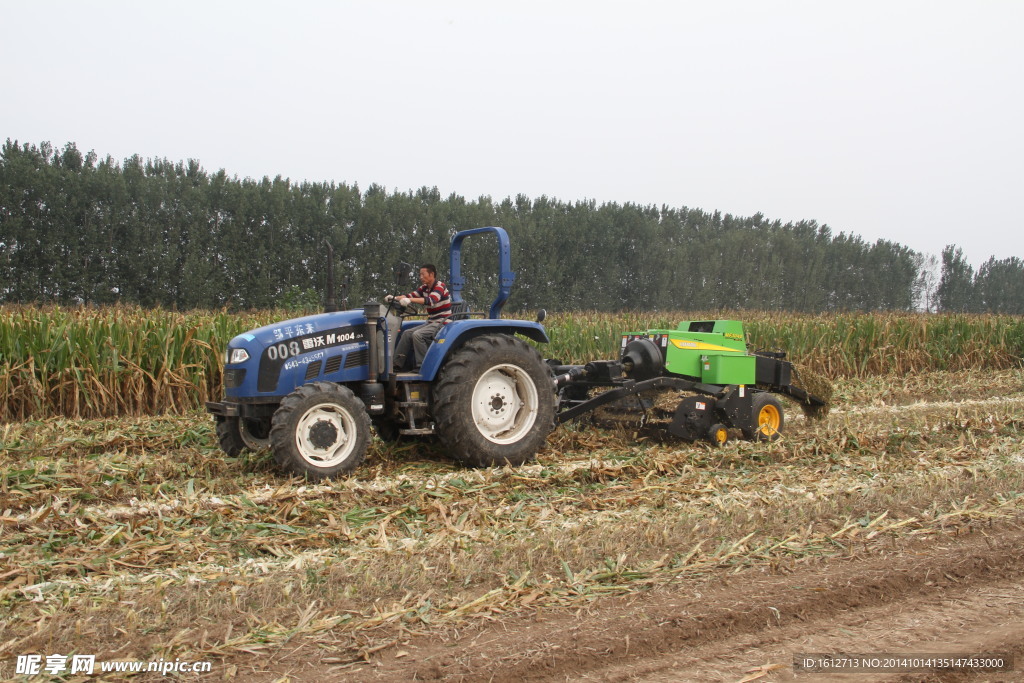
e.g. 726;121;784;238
2;367;1023;680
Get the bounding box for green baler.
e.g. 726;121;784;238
552;319;825;446
624;320;754;384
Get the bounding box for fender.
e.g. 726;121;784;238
415;319;549;380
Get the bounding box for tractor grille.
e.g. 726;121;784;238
344;349;369;369
304;350;367;379
223;368;246;388
304;361;323;381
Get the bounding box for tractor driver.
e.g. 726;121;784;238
386;264;452;371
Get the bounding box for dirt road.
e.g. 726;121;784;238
332;525;1024;682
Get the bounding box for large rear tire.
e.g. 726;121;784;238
270;382;371;480
433;335;555;467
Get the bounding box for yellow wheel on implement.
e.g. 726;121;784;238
706;423;729;448
744;393;784;442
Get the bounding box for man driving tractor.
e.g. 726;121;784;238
386;263;451;371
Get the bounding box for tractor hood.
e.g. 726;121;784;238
223;308;372;398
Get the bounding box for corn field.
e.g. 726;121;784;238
2;305;1023;421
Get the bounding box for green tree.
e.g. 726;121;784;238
937;245;976;312
976;256;1024;314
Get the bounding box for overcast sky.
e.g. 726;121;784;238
3;1;1022;269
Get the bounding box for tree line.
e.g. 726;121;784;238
2;140;1022;314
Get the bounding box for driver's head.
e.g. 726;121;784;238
419;264;437;287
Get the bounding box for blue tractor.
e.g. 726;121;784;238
206;227;556;480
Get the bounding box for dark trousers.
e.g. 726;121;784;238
393;321;443;370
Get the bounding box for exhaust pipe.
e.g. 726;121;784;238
324;241;337;313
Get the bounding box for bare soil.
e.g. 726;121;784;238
244;523;1024;682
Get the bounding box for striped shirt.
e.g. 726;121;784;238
409;280;452;323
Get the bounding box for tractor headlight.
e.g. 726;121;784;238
228;348;250;364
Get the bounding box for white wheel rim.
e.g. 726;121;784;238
471;363;540;444
294;403;357;467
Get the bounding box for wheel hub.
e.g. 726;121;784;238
471;364;540;444
294;403;353;467
308;419;339;449
758;405;781;435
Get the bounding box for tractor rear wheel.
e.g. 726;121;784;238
270;382;371;480
433;335;555;467
216;417;271;455
743;392;784;441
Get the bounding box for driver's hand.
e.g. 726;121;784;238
399;297;411;307
384;294;395;303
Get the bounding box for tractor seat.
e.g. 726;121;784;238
450;301;473;321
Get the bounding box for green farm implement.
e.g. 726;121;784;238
550;319;828;446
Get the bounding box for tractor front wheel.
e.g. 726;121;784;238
433;335;555;467
743;393;784;442
270;382;371;480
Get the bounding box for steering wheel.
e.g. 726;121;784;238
385;296;419;317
